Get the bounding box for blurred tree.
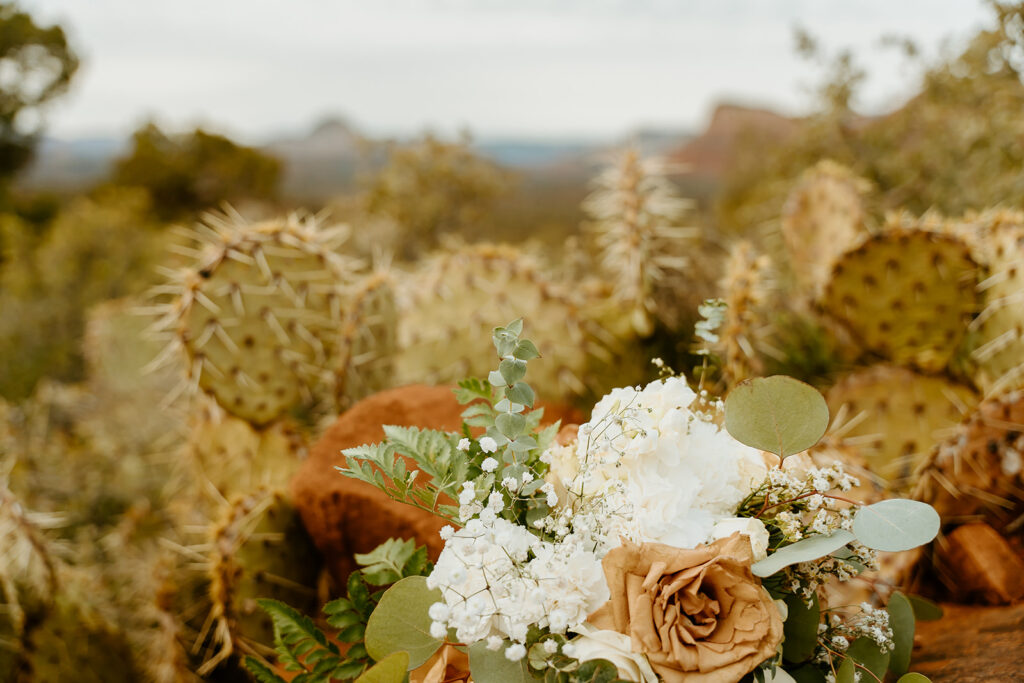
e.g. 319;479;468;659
717;1;1024;233
362;133;512;259
109;123;282;220
0;2;78;184
0;188;164;399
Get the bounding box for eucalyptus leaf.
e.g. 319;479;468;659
907;595;943;621
887;591;915;675
354;651;410;683
837;638;889;683
751;530;855;577
782;594;820;663
788;665;827;683
488;370;507;387
506;382;536;407
513;339;540;360
496;412;527;439
499;358;527;385
724;376;830;457
468;641;541;683
896;674;931;682
852;500;940;552
364;576;443;669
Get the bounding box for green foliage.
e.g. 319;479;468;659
110;122;281;219
364;576;442;668
896;674;931;683
886;592;915;676
906;595;942;621
0;2;79;181
469;640;542;683
851;500;940;552
724;375;830;458
782;593;820;664
751;530;854;578
353;652;409;683
835;637;889;683
363;132;512;259
354;538;431;587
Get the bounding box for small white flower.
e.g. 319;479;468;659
439;525;455;540
502;476;519;491
542;639;558;654
428;602;450;621
457;438;471;452
481;457;499;472
429;621;448;639
521;471;535;484
486;635;503;651
479;436;498;453
505;643;527;661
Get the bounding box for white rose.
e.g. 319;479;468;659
567;623;658;683
711;517;771;560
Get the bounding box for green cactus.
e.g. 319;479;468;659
581;149;696;336
826;365;978;491
396;244;603;401
150;210;360;426
780;160;869;297
185;404;307;502
820;225;978;373
199;487;321;676
16;572;140;683
337;271;398;405
963;213;1024;396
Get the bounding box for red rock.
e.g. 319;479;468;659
935;522;1024;605
290;384;581;582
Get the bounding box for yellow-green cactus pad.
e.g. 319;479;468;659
396;244;603;401
826;365;978;490
338;271;398;404
781;160;869;297
203;488;320;674
820;228;978;372
151;211;360;425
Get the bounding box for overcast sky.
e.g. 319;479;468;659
23;0;992;143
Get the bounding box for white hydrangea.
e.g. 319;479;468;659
426;516;609;646
554;376;768;550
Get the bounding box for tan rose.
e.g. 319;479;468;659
590;533;783;683
409;644;471;683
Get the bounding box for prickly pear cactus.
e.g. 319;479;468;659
716;241;774;387
781;160;869;297
826;365;978;490
396;244;602;401
914;390;1024;527
964;216;1024;396
185;403;307;501
338;271;398;405
820;227;978;373
16;575;140;683
201;487;320;675
150;211;360;425
581;149;695;336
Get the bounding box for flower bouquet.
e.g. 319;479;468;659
248;321;940;683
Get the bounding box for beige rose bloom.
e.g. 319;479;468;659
590;533;783;683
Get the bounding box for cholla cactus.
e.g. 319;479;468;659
582;149;696;336
146;210;363;425
716;241;775;387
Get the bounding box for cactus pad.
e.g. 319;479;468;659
781;160;869;296
203;488;320;674
914;390;1024;527
338;271;398;404
821;228;978;372
396;244;602;401
966;217;1024;396
152;211;359;425
826;365;978;490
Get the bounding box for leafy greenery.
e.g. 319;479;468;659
244;539;433;682
851;500;940;552
364;576;443;668
724;375;830;458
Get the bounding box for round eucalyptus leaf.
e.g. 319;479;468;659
751;530;854;577
896;674;932;683
887;591;916;676
364;576;443;669
782;593;820;663
852;500;940;552
468;641;541;683
724;376;830;457
354;651;410;683
907;595;943;621
837;638;889;683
